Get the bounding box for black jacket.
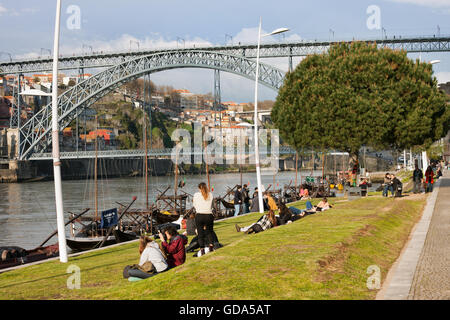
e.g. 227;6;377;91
234;189;242;204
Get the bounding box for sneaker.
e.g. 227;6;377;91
194;248;205;257
235;224;241;232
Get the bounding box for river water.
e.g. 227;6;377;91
0;170;347;250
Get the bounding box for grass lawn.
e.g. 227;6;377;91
0;193;426;300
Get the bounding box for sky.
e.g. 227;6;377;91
1;0;450;102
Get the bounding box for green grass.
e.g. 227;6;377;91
0;195;426;300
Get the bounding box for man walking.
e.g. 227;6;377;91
412;162;423;194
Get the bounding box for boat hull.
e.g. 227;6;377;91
0;244;59;270
66;236;117;252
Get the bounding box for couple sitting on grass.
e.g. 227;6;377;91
235;198;332;234
123;225;187;281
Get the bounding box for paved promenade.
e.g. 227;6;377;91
408;170;450;299
379;169;450;300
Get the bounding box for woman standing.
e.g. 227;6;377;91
425;166;434;193
192;182;215;256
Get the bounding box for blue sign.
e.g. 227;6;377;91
100;208;118;229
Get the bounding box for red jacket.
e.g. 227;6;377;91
161;235;188;268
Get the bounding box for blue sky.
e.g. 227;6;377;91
1;0;450;102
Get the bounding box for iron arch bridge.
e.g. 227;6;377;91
18;50;285;160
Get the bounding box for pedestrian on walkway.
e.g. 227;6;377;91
412;163;423;194
425;166;434;193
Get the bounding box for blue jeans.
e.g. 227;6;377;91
288;207;304;215
128;268;157;279
234;204;241;216
243;203;250;214
426;182;433;193
383;185;393;197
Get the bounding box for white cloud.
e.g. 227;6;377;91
435;71;450;84
0;5;7;15
14;28;303;102
386;0;450;7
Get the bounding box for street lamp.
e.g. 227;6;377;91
129;40;139;52
82;44;93;55
51;0;68;263
0;52;12;62
40;48;51;58
177;37;185;49
253;18;289;213
225;34;233;45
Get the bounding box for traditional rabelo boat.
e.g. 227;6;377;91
65;116;139;251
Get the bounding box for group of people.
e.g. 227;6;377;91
235;197;332;234
124;181;333;281
123;225;188;281
413;162;442;194
124;182;216;281
233;185;280;215
382;173;403;197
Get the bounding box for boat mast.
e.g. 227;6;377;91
295;151;298;192
203;126;210;191
144;108;149;209
94;115;98;220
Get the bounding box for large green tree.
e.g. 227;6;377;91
271;42;450;161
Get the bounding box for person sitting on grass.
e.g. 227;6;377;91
235;210;277;234
266;192;279;211
276;202;308;224
308;197;332;212
123;236;168;280
159;225;188;268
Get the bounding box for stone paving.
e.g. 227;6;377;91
408;171;450;300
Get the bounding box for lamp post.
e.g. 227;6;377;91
177;37;185;49
51;0;68;263
254;18;289;213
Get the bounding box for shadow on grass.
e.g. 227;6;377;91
0;259;130;290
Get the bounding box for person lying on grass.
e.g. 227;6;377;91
123;235;169;280
159;225;188;268
235;210;277;234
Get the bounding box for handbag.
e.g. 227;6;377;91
139;261;156;274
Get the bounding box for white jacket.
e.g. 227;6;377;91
139;242;168;272
193;191;213;214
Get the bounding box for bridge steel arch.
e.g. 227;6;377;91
18;50;285;160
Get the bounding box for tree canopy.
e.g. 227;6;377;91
271;42;450;157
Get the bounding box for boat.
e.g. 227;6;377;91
0;244;59;270
64;117;138;252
